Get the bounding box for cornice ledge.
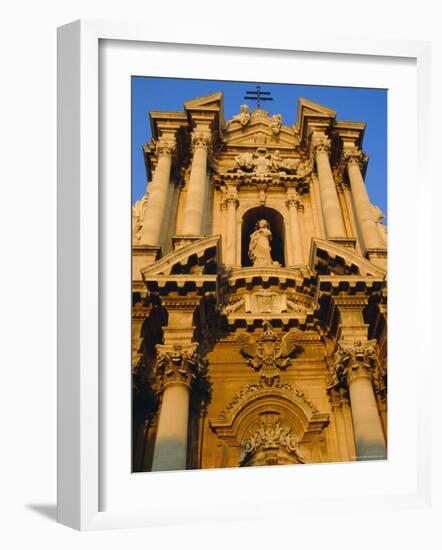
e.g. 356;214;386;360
141;234;221;277
309;237;387;278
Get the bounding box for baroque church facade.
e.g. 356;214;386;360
131;92;388;472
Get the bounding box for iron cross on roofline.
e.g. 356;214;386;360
244;85;274;109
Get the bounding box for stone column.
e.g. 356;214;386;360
225;193;238;267
181;132;212;236
151;342;201;471
286;194;304;266
139;141;175;246
332;340;386;461
313;139;346;239
344;150;385;251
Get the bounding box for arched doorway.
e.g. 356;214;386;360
241;206;285;267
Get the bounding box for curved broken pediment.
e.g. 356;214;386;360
309;238;386;277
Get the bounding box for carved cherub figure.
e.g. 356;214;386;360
270;113;283;135
229;104;251;127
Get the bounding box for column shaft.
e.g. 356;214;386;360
151;382;190;471
182;139;209;235
140;151;173;245
287;200;304;265
315;146;346;238
348;374;386;460
347;158;385;251
225;198;238;266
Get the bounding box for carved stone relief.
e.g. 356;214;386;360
132;193;149;242
227;104;251;127
221;292;308;316
225;147;311;178
236;321;303;385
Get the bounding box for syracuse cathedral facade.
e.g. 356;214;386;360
131;92;388;472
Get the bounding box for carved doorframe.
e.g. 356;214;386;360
209;383;329;468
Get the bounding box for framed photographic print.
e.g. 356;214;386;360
57;20;432;530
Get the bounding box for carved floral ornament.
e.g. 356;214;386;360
236;321;303;386
239;411;305;466
327;339;379;390
217;381;319;421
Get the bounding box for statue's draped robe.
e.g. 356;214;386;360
249;228;273;266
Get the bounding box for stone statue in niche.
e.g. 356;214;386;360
248;219;279;267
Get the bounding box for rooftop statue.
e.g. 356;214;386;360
270;113;283;135
228;104;251;127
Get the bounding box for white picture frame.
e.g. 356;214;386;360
57;19;432;531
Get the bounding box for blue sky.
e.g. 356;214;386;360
132;77;387;218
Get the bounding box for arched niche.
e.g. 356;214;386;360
209;384;329;467
241;206;286;267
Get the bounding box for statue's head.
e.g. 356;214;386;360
240;104;249;113
256;219;269;229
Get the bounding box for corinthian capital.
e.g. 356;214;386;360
191;131;212;152
156;140;176;158
342;148;368;171
285;191;301;209
155;343;209;390
312;137;331;156
226;195;239;208
328;339;378;390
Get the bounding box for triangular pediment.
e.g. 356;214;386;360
224;109;297;148
184;92;223;112
297;97;336;119
296;98;337;146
